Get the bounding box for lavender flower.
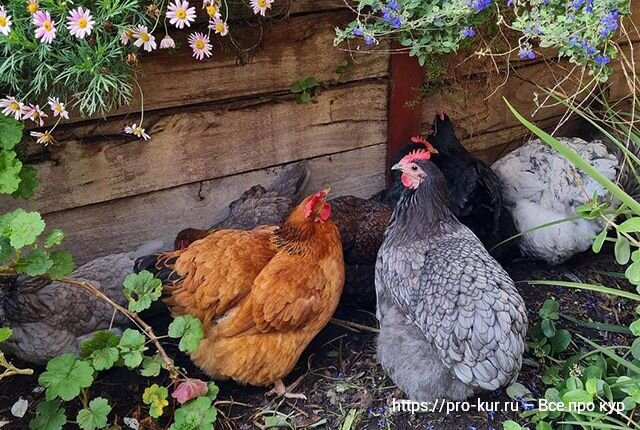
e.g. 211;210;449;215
353;27;363;36
467;0;492;13
460;26;476;37
519;47;536;60
387;0;400;10
600;10;619;37
595;54;610;64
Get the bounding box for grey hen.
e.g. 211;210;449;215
173;162;309;249
0;241;163;364
375;150;527;402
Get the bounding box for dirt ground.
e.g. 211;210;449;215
0;247;637;430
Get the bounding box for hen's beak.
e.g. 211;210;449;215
391;163;403;171
321;187;331;197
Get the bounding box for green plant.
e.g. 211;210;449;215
335;0;629;80
505;100;640;429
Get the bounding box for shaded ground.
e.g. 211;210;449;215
0;248;637;430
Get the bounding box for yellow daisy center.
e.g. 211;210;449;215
9;102;19;111
41;133;52;143
32;111;40;119
176;9;186;19
0;17;5;27
140;32;150;42
258;0;267;7
78;18;87;28
216;22;224;31
43;21;52;31
27;3;38;13
195;39;205;50
55;104;63;113
206;5;217;17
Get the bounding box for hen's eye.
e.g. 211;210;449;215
411;165;418;171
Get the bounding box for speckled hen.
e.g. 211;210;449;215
0;241;163;364
375;149;527;402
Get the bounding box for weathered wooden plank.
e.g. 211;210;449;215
419;40;640;153
86;10;388;120
1;81;388;215
288;0;348;14
45;144;386;264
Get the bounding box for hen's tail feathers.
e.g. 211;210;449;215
269;161;310;200
134;252;183;287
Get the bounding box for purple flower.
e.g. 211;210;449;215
595;54;610;64
468;426;478;430
572;0;583;9
519;47;536;60
467;0;492;13
506;0;513;6
585;0;593;12
391;16;402;28
365;35;374;45
387;0;400;10
461;26;476;37
600;10;619;37
353;27;363;36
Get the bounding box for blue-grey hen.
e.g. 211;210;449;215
375;149;527;402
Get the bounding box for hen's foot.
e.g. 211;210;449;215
265;379;307;400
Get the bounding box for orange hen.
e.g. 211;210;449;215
141;189;344;396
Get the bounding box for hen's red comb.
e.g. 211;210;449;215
399;149;432;166
411;135;438;154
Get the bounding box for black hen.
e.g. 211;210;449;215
427;113;517;260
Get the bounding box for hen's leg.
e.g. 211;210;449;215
265;379;307;400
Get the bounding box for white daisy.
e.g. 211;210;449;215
210;17;228;36
160;35;176;49
188;32;212;60
30;130;54;146
23;104;48;126
0;6;12;36
250;0;273;16
124;123;150;140
66;7;95;39
133;25;156;52
166;0;196;29
47;97;69;119
0;96;24;120
121;28;133;45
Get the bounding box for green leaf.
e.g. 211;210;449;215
38;353;94;401
592;228;607;253
536;422;552;430
503;421;523;430
29;400;66;430
12;166;38;199
44;229;65;248
615;234;631;265
77;397;111;430
47;250;76;280
123;271;162;313
303;77;317;88
539;299;560;320
206;382;219;401
632;338;640;361
550;329;571;354
169;397;217;430
619;218;640;233
140;354;164;377
297;92;311;104
16;248;53;276
86;336;120;371
80;331;120;357
0;209;46;249
142;384;169;418
118;329;147;369
0;327;12;342
168;315;204;353
289;81;304;93
541;319;556;338
506;382;531;400
562;389;593;404
0;116;24;150
0;150;23;194
0;237;13;262
630;319;640;337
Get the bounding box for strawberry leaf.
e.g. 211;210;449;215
47;250;75;280
16;248;53;276
29;400;66;430
38;353;94;401
142;384;169;418
77;397;111;430
168;315;204;353
118;329;147;368
123;271;162;313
